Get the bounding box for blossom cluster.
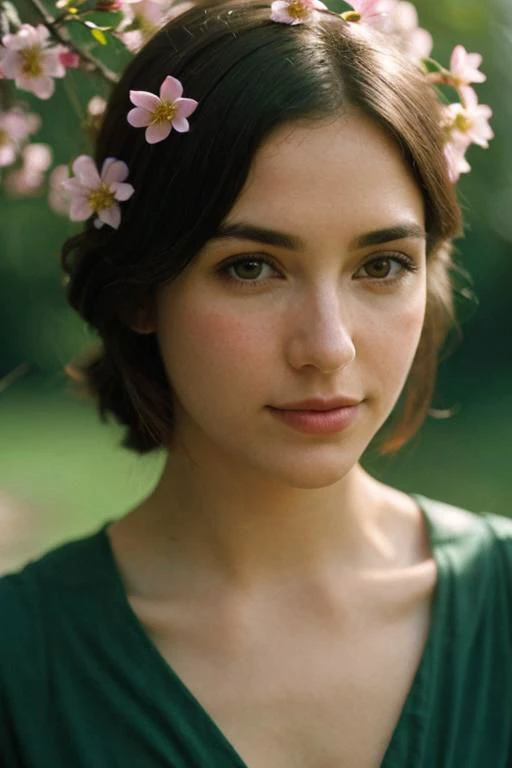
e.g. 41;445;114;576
0;0;493;230
271;0;493;182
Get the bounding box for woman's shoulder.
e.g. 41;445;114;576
0;524;113;662
415;493;512;585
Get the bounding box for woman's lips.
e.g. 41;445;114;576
267;404;360;434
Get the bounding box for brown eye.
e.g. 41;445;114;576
232;260;266;280
354;254;416;283
218;255;280;284
364;258;393;278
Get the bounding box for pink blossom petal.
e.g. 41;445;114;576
461;88;477;111
129;90;160;111
0;145;16;167
444;142;470;184
61;177;85;194
27;75;55;100
43;52;66;79
69;196;93;221
174;98;198;119
98;204;121;229
101;157;129;185
111;181;135;201
145;122;172;144
450;44;465;72
35;25;50;44
171;117;190;133
159;75;183;102
72;155;101;187
459;85;477;107
407;27;432;61
127;106;152;128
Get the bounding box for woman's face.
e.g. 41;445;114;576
153;112;427;488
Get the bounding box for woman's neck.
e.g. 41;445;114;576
114;453;422;597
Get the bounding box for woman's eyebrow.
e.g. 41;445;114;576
212;221;427;250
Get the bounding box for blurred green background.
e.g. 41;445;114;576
1;0;511;574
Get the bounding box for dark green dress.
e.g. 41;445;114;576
1;495;511;767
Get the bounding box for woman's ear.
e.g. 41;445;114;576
121;301;157;335
131;306;157;334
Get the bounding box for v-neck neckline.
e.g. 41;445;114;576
96;493;447;768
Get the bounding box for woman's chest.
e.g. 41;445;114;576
131;584;434;768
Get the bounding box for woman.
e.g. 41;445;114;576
1;1;510;766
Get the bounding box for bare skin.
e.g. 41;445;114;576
108;475;436;768
108;112;438;766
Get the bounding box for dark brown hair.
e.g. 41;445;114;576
61;0;462;454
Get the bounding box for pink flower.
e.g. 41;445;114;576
127;75;198;143
444;140;471;184
443;88;494;150
448;45;486;103
0;108;40;167
342;0;388;26
0;24;66;99
117;0;188;52
382;1;433;63
61;155;135;229
270;0;327;25
4;143;52;197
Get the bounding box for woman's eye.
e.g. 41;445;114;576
355;255;417;282
219;256;279;283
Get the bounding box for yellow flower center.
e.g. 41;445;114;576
151;100;177;125
341;10;362;22
20;47;43;77
454;112;471;133
287;0;310;20
87;184;115;213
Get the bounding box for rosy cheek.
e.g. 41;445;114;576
166;304;272;374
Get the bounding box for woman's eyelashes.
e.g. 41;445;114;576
215;252;420;288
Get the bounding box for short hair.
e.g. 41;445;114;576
61;0;462;454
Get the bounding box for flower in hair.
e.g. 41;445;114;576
444;140;471;184
341;0;386;25
443;89;494;151
448;45;486;103
62;155;134;230
127;75;198;144
270;0;327;26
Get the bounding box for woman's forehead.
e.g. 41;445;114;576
227;114;426;241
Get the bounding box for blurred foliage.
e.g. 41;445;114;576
0;0;510;566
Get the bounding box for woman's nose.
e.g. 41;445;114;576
285;288;356;374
